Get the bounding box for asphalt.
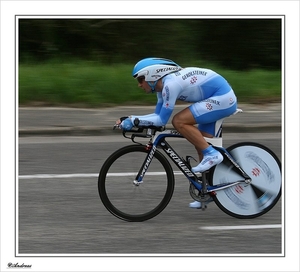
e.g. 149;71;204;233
18;103;282;137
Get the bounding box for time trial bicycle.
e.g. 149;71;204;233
98;109;281;222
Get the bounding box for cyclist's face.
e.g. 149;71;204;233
137;76;152;93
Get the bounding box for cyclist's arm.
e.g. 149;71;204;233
154;92;163;114
129;85;177;126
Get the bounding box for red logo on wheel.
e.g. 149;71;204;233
235;184;244;194
252;167;260;177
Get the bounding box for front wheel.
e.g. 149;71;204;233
210;142;281;219
98;145;175;222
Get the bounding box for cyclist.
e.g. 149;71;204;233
116;57;238;209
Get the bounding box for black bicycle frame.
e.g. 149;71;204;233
133;131;251;192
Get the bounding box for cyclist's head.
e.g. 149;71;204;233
132;57;181;91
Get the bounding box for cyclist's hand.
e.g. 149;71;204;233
119;118;133;131
115;116;129;129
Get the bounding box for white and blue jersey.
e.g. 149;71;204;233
130;67;237;136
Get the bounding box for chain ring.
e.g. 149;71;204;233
189;182;211;202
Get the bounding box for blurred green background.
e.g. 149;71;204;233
18;18;282;107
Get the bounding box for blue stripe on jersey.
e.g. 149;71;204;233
201;76;232;98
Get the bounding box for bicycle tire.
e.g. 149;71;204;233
98;145;175;222
210;142;281;219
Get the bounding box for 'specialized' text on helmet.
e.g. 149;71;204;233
132;57;181;82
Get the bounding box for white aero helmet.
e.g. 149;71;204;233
132;57;181;90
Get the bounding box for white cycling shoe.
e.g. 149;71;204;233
189;201;202;209
192;151;223;173
189;198;214;209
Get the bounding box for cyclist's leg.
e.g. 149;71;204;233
194;124;215;162
172;109;223;208
191;128;219;207
188;90;237;208
189;89;237;173
172;108;225;172
171;107;210;152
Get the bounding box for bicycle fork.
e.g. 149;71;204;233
132;144;157;185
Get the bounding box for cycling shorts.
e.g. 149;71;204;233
189;89;237;136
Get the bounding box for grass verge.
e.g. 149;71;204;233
19;60;281;107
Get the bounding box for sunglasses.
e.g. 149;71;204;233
137;76;145;84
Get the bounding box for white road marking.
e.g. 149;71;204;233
19;173;99;179
18;171;184;179
200;224;281;230
247;111;273;113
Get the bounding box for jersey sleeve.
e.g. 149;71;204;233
129;81;180;127
154;92;163;114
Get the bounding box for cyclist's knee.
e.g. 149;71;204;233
172;113;184;129
173;109;196;129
